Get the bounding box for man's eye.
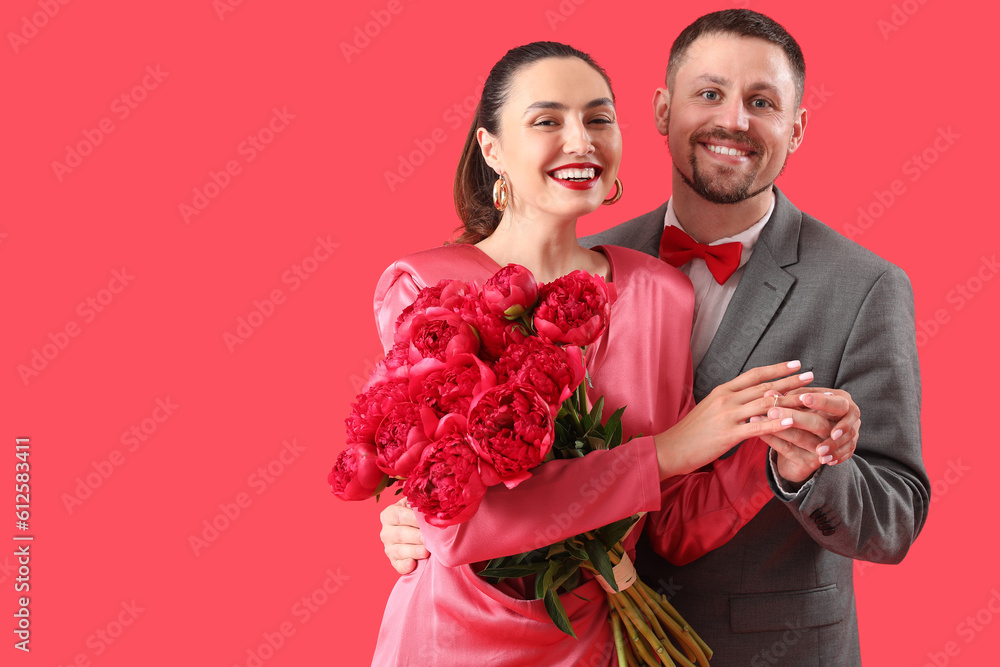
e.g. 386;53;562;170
752;99;770;108
590;117;614;124
702;91;720;101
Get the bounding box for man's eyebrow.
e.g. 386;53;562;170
693;74;730;88
522;97;615;116
692;74;782;97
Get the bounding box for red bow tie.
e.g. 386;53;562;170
658;225;743;285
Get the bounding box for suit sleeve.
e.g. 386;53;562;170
766;265;931;562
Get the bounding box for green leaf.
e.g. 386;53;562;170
589;395;606;424
564;538;588;561
535;559;558;600
560;569;580;593
546;543;568;559
584;538;617;593
597;514;640;549
477;565;546;580
551;561;582;591
543;589;577;638
603;407;626;450
587;435;607;451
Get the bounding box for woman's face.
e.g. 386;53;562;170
480;57;622;222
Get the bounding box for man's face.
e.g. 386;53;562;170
655;33;806;205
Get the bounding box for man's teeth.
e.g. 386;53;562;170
706;144;749;157
551;167;596;180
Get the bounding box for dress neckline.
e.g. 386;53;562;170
462;242;617;284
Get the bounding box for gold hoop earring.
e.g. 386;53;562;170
492;174;509;212
602;177;623;206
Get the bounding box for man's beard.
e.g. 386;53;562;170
672;126;782;205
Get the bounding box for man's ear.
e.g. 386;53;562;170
477;127;502;173
652;88;671;137
788;106;808;154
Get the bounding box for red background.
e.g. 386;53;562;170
3;1;996;665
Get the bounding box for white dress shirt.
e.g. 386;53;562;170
663;192;809;497
663;193;775;368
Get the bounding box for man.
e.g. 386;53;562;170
380;10;929;664
583;10;929;665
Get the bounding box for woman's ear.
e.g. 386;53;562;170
477;127;502;174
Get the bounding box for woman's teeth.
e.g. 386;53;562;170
551;167;596;181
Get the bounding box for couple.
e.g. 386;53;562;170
370;9;928;666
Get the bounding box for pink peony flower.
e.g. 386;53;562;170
395;279;477;341
345;378;409;445
459;297;528;361
406;308;480;362
533;271;614;347
404;427;489;527
408;353;498;418
482;264;539;320
373;402;438;477
364;342;411;390
329;442;389;501
494;338;585;413
467;383;555;488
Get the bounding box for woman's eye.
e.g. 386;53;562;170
533;119;557;127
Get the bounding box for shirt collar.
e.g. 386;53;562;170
663;192;775;269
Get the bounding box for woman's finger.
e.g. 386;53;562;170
724;360;803;392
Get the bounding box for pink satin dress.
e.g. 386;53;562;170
369;244;769;666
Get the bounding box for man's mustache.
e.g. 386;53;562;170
690;130;764;156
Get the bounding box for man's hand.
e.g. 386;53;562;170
380;498;429;574
755;389;861;487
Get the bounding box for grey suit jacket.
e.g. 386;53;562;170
582;188;930;666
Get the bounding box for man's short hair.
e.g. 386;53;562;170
666;9;806;106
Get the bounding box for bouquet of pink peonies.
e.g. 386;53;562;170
329;264;713;666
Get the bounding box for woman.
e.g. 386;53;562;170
368;42;853;665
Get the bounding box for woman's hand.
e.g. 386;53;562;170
379;498;429;574
653;360;815;480
755;389;861;486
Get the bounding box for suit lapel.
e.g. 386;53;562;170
631;202;670;257
692;188;802;401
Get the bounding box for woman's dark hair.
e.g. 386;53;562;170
453;42;614;244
